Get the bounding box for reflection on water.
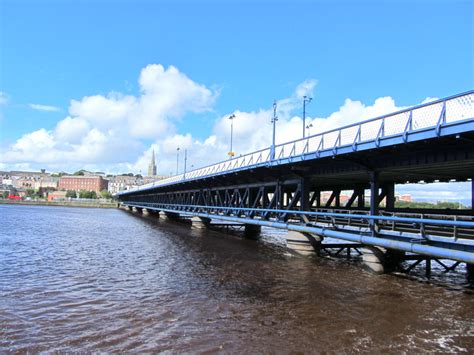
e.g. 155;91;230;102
1;205;473;352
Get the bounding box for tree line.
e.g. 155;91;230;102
65;190;112;199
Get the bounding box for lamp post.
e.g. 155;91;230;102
176;147;180;175
228;114;236;159
271;100;278;160
306;123;313;136
303;95;312;138
184;149;187;178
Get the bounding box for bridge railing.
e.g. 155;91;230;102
124;201;474;238
122;90;473;195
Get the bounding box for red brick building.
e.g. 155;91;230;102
59;175;108;193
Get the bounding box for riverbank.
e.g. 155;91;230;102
0;199;118;208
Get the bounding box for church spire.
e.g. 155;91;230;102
147;149;157;176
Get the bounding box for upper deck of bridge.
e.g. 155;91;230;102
118;90;474;196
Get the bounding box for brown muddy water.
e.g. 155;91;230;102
1;205;473;352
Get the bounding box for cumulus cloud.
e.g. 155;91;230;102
54;117;91;144
66;64;217;139
0;63;444;182
397;181;472;206
28;103;61;112
1;64;218;172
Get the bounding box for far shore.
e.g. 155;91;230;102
0;199;118;209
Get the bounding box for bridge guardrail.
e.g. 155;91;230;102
121;90;473;195
125;202;474;229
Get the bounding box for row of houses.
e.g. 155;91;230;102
0;170;168;196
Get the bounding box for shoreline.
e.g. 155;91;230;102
0;199;118;209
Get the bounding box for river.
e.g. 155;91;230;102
1;205;473;352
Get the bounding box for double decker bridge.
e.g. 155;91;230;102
118;91;474;276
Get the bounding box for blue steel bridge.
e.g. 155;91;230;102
118;90;474;276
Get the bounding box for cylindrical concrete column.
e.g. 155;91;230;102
244;224;261;239
191;216;211;229
147;209;159;216
467;263;474;282
362;246;405;274
163;211;180;221
362;246;386;274
286;231;322;256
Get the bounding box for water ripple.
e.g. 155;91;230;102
1;205;473;352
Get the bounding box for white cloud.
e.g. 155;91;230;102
397;182;471;205
54;117;90;144
65;64;218;140
28;103;61;112
1;63;449;187
421;97;439;104
69;93;134;128
1;64;217;172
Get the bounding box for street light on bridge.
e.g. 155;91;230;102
228;114;236;159
270;100;278;160
176;147;180;175
303;95;312;138
184;149;187;177
306;123;313;136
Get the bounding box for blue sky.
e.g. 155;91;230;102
0;0;472;206
2;0;472;141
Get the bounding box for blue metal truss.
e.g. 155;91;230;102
117;90;474;265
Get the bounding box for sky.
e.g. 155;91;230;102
0;0;473;203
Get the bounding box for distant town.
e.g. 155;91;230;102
0;150;168;202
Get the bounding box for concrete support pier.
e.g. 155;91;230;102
467;263;474;282
362;246;405;274
286;231;322;256
163;211;181;221
147;209;160;216
132;206;143;214
244;224;261;239
191;216;211;229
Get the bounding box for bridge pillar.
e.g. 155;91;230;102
286;231;322;256
369;171;380;236
191;216;211;229
362;246;405;274
369;171;380;215
357;187;365;208
244;224;261;239
384;183;395;211
467;263;474;282
300;177;309;211
127;205;133;211
132;207;143;213
144;208;159;216
164;211;180;221
152;209;161;216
